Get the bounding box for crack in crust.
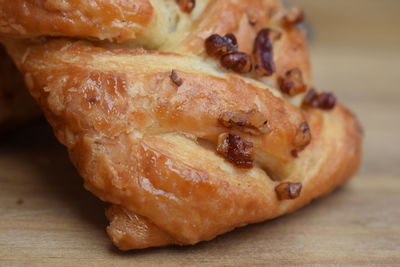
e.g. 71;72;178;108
0;0;362;250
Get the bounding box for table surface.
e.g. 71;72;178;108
1;0;400;265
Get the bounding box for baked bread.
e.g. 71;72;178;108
1;0;362;250
0;44;40;132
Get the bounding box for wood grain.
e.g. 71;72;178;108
1;0;400;265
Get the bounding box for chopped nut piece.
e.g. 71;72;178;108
169;70;183;86
219;110;269;135
318;92;337;110
224;33;238;48
292;122;312;157
303;88;337;110
283;7;305;27
253;28;281;76
302;88;319;107
221;52;253;73
278;68;307;96
217;133;254;168
205;33;238;58
275;182;302;200
176;0;195;13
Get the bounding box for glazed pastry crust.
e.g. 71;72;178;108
4;38;361;249
1;0;362;250
0;0;153;42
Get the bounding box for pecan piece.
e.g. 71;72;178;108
221;52;253;73
219;110;269;135
303;88;336;110
169;70;183;86
278;68;307;96
253;28;281;76
292;122;312;157
217;133;254;168
318;92;337;110
176;0;195;13
205;33;238;58
275;182;302;200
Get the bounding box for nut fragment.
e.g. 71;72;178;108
205;33;238;58
283;7;305;27
292;122;312;157
176;0;195;13
302;88;319;107
278;68;307;96
224;33;238;49
169;70;183;86
318;92;337;110
303;88;337;110
219;110;269;135
217;133;254;168
221;52;253;73
253;28;281;76
275;182;302;200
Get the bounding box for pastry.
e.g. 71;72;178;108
0;44;40;132
0;0;362;250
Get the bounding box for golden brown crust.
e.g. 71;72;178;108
0;0;153;42
1;0;362;250
0;44;39;132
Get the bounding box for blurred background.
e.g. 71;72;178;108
287;0;400;177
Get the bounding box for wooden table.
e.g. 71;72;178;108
1;0;399;265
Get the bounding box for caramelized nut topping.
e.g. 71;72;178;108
303;88;337;110
253;28;281;76
169;70;183;86
176;0;195;13
221;52;253;73
205;33;252;73
278;68;307;96
283;7;305;27
292;122;312;157
224;33;238;48
217;133;254;168
219;110;269;135
275;182;302;200
302;88;319;107
318;92;337;110
205;33;238;58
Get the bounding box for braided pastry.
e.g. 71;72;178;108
0;44;39;132
1;0;362;250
